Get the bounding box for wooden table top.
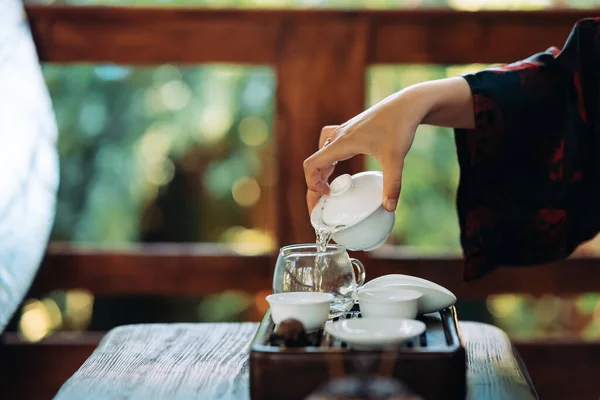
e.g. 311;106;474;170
55;321;537;400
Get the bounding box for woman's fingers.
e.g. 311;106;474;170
304;126;339;215
380;154;404;212
320;164;335;183
303;135;356;193
319;125;339;148
306;189;322;214
317;127;337;190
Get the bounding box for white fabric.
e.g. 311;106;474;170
0;0;58;333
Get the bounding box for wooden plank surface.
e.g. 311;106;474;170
31;244;273;296
52;322;536;400
369;10;593;64
31;244;600;298
26;6;280;64
25;6;596;65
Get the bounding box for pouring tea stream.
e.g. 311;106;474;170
309;171;394;316
272;171;394;320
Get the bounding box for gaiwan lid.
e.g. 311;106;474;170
311;171;384;230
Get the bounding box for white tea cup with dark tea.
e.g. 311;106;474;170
273;244;366;319
310;171;395;252
266;292;334;332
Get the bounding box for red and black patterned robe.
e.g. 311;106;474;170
455;18;600;281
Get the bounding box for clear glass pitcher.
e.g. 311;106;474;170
272;244;366;319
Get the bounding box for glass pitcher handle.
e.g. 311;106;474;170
350;258;366;288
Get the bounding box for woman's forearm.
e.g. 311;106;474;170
402;77;475;130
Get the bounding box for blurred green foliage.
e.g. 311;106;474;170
46;65;276;248
45;62;469;252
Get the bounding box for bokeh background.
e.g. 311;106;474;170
12;0;600;344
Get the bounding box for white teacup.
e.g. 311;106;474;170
357;288;422;319
266;292;334;331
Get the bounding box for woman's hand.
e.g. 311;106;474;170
303;77;475;215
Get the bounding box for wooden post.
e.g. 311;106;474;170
275;17;368;246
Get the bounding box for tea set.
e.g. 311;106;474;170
266;171;457;348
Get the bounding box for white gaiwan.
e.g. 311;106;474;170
311;171;395;251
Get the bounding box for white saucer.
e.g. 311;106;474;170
325;318;426;348
361;275;457;314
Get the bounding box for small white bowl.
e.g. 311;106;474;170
325;318;426;349
357;288;422;319
362;274;457;314
266;292;334;331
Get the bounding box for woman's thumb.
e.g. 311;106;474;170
381;160;402;212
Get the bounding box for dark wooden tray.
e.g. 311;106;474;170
249;305;466;400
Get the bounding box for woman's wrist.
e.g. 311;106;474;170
374;81;442;136
400;77;475;130
398;84;437;129
365;86;428;139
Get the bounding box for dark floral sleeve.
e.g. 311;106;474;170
455;18;600;281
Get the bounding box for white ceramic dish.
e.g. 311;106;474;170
266;292;334;331
357;288;422;319
361;283;455;314
325;318;426;349
310;172;395;252
362;274;453;294
361;275;457;314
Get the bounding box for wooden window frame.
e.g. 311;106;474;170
25;5;600;297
